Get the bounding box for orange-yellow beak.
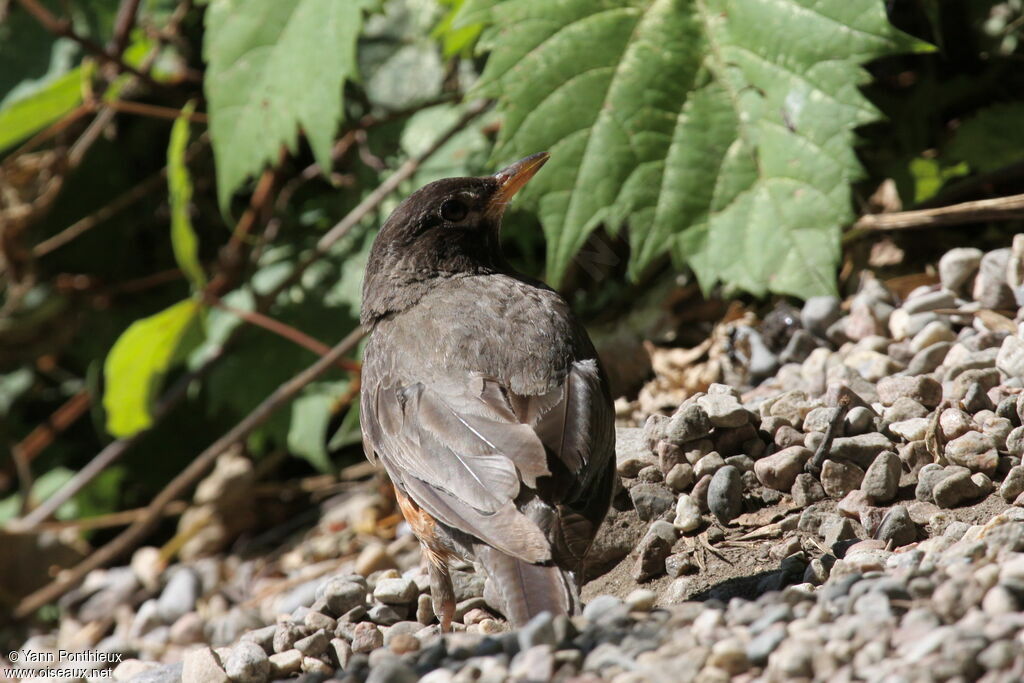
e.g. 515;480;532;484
487;152;549;215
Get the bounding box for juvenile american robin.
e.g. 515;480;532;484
359;153;616;629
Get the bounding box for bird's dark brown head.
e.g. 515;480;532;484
361;152;548;325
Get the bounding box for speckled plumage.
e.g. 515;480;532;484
359;155;615;627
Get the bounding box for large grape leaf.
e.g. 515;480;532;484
473;0;930;297
203;0;367;209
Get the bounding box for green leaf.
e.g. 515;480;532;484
103;299;204;437
360;0;446;111
474;0;929;297
168;101;206;289
167;102;206;289
287;381;349;473
0;68;82;153
204;0;366;209
908;157;969;203
434;0;485;57
946;102;1024;174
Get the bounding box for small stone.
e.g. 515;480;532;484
707;465;743;524
933;468;984;508
664;404;713;445
157;568;201;623
224;641;270;683
791;473;826;507
629;483;676;521
665;463;695;491
774;425;805;449
1002;466;1024;503
909;320;956;353
316;577;366;618
889;418;929;442
944;431;998;475
915;464;951;502
673;494;702;532
693;451;726;479
875;505;916;547
517;611;556;650
634;521;677;581
997;335;1024;379
861;451;901;504
294;630;328;657
273;621;308;654
665;552;699;578
182;646;228;683
327;638;352;671
844;406;876;436
884;397;929;422
973;248;1015;308
829;433;893;468
367;604;404;626
940;408;973;441
708;638;749;675
939;247;982;293
636;465;663;483
877;375;942;408
822;516;858;547
373;578;417;605
301;657;332;676
802;296;842;338
355;544;397;576
907;341;952;375
1007;426;1024;458
351;623;383;654
625;588;657;612
691;474;712;512
754;446;810;491
821;460;865;498
843;349;899;382
697;392;749;428
582;595;628;625
268;650;302;677
903;289;955;314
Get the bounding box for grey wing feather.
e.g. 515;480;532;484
361;358;612;566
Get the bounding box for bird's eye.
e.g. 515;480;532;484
439;199;469;223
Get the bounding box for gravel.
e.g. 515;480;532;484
13;239;1024;682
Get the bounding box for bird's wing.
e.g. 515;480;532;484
361;359;611;564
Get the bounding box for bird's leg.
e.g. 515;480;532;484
427;558;455;632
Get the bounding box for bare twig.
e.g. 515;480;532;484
9;345;226;531
104;99;209;124
13;326;365;618
36;500;188;533
34;137;206;257
108;0;143;56
15;0;158;87
845;192;1024;244
205;294;361;373
12;390;91;465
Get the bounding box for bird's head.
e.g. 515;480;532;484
361;152;549;324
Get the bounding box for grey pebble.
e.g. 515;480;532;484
707;465;743;524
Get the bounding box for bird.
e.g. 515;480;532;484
359;152;616;629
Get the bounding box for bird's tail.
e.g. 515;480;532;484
476;545;579;627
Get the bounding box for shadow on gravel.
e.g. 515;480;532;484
689;567;802;604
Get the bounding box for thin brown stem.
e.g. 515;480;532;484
13;326;365;618
205;294;361;373
15;0;158;88
104;99;209;124
12;390;91;465
108;0;143;56
9;345;226;532
845;192;1024;244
